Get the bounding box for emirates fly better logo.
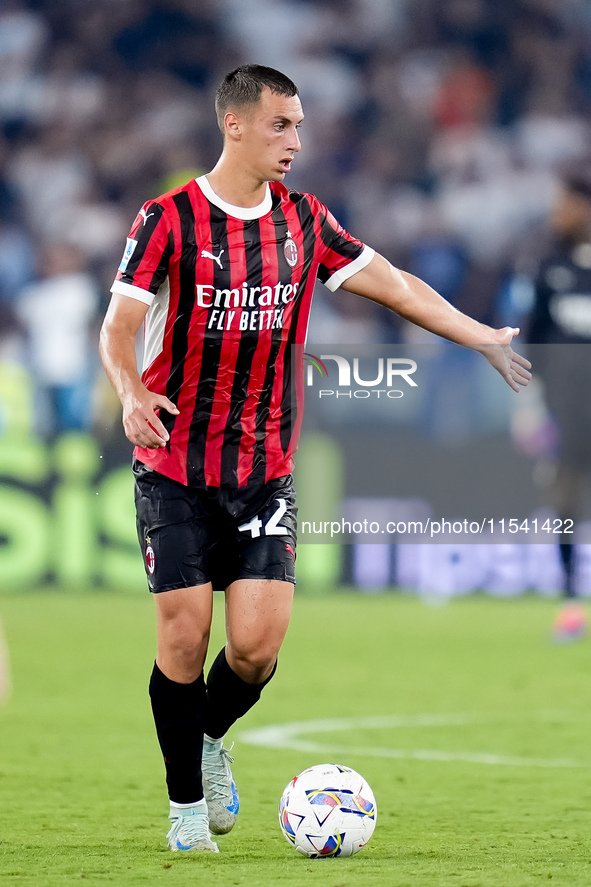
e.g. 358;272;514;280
304;352;418;399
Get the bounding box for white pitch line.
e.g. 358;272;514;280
239;713;585;769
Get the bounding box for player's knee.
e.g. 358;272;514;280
160;618;210;662
228;644;277;684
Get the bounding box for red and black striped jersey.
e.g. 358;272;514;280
111;175;374;488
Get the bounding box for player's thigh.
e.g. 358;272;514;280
154;582;215;638
154;583;214;681
224;578;294;662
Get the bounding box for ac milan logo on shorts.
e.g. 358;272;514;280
284;237;299;268
145;544;155;575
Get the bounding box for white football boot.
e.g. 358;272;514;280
201;735;240;834
167;799;219;852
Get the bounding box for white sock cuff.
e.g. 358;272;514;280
170;798;206;810
203;733;223;744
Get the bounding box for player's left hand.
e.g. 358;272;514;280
477;327;532;392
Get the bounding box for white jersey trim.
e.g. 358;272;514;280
196;175;272;220
323;245;375;292
110;280;155;306
143;278;170;372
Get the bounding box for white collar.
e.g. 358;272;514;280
196;175;272;220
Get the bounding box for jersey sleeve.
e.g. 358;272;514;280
110;201;174;305
313;200;375;292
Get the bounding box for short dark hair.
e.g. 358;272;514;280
215;64;298;133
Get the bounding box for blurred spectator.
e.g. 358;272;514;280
112;0;223;89
0;0;48;135
0;220;34;303
8;123;92;240
37;44;106;130
15;243;98;436
45;180;128;264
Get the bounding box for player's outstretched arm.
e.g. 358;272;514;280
99;294;179;448
341;252;532;391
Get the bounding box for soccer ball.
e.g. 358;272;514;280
278;763;377;858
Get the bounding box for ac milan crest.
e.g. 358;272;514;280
145;544;155;575
284;236;299;268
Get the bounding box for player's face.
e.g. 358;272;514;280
238;88;304;182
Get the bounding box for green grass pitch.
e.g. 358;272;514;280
0;590;590;886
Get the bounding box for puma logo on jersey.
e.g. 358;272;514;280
201;248;225;269
139;207;155;226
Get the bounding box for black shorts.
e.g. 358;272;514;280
133;459;297;593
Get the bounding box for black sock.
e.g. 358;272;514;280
204;648;277;740
560;542;576;598
149;662;206;804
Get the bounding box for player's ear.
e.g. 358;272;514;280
224;111;242;141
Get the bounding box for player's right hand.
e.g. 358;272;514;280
122;387;179;448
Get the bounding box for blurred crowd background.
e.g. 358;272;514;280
1;0;591;435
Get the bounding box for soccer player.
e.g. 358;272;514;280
99;64;531;853
526;167;591;602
